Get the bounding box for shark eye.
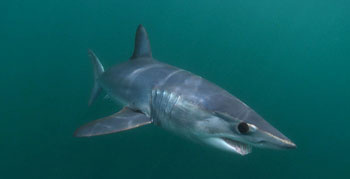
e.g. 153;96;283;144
237;122;249;134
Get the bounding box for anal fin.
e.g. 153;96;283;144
74;107;152;137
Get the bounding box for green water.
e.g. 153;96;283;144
1;0;349;178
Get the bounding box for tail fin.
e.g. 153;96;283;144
88;49;104;106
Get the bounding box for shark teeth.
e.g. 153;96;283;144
204;137;252;155
221;138;252;155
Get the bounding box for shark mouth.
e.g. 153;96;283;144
204;137;252;155
220;137;252;155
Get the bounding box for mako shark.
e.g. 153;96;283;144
74;25;296;155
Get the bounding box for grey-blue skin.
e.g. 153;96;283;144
74;25;296;155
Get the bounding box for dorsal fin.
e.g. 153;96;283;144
131;24;152;59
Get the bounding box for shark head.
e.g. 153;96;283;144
198;108;296;155
163;78;297;156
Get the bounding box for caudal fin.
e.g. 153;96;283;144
88;49;104;106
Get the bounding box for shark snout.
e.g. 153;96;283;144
256;130;297;149
278;138;297;149
276;139;297;149
282;142;297;149
236;109;296;150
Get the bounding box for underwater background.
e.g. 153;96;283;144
1;0;349;178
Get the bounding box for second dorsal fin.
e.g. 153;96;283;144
131;24;152;59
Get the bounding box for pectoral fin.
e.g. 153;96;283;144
74;107;152;137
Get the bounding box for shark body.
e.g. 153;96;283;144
75;25;296;155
